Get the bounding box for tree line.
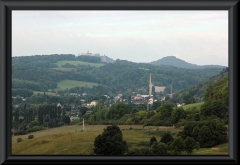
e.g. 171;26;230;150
12;103;71;135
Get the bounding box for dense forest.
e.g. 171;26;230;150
169;67;228;104
12;54;226;98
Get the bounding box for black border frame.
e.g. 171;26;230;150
0;0;238;164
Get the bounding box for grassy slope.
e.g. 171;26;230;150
182;102;204;110
12;125;175;155
12;124;227;155
194;143;228;155
55;60;105;68
53;80;99;91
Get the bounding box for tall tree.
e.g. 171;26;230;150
44;114;51;129
93;125;128;155
171;107;186;124
14;108;20;123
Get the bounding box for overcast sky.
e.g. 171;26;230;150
12;10;228;66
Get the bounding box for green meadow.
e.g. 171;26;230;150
53;80;99;91
12;124;228;155
55;60;105;68
182;102;204;110
33;80;99;95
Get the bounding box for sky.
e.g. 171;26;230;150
12;10;228;66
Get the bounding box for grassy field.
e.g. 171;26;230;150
12;125;180;155
182;102;204;111
12;124;228;155
55;60;105;68
53;80;99;91
194;143;228;155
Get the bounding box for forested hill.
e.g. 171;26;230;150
12;54;115;66
91;59;226;93
171;67;228;103
150;56;226;69
12;55;226;97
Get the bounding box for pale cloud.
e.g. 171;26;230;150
12;10;228;66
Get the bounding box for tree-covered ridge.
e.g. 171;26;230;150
12;54;76;68
12;54;225;98
90;59;225;93
203;75;228;104
12;65;98;89
170;67;228;103
12;54;114;68
200;74;228;120
150;56;226;69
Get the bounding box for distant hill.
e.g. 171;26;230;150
150;56;226;69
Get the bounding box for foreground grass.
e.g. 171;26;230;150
193;143;228;155
54;80;99;91
12;124;228;155
12;125;176;155
55;60;105;68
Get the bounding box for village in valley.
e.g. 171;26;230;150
57;73;180;122
11;53;228;155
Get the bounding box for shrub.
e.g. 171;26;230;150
169;138;184;155
171;107;186;124
194;113;200;121
150;136;157;146
174;119;187;128
26;126;44;133
62;115;70;124
14;130;28;135
69;119;80;125
29;120;40;128
151;142;168;155
58;122;65;127
17;137;22;143
179;120;228;148
160;131;174;144
183;136;198;154
128;147;154;155
93;125;128;155
28;135;34;139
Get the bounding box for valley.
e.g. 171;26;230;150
11;54;229;155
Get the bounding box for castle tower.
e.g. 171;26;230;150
102;54;107;63
149;73;152;97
